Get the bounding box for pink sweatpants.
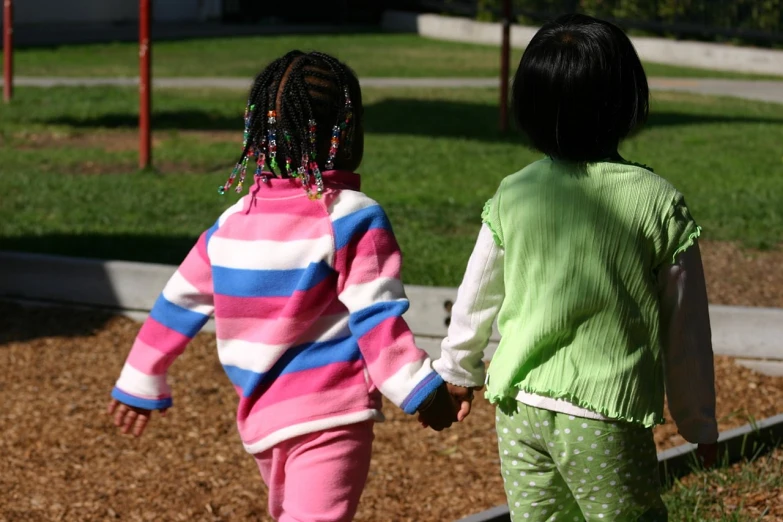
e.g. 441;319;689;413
254;421;374;522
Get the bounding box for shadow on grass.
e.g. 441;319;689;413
42;99;783;142
43;111;241;132
0;234;198;342
366;99;783;140
2;233;197;266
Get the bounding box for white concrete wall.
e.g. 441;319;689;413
2;252;782;363
382;10;783;76
0;0;221;25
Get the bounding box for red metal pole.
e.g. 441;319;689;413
499;0;511;132
139;0;151;169
3;0;13;103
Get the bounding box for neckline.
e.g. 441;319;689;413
248;169;361;198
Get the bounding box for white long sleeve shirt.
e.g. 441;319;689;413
434;224;718;444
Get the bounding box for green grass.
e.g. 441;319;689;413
663;447;783;520
10;33;782;80
1;86;781;285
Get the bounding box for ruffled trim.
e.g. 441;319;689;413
481;199;503;247
484;385;664;428
621;160;655;173
671;225;702;263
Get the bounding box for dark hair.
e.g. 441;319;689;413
512;13;649;162
221;51;363;195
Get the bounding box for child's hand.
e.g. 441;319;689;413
416;383;458;431
446;384;481;422
107;398;166;437
695;442;718;469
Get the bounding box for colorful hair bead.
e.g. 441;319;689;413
254;143;267;179
342;88;354;152
220;162;241;194
325;88;354;169
285;157;294;177
282;132;294;177
310;160;324;199
308;119;318;157
220;102;256;196
235;155;250;193
267;110;278;174
325;125;340;170
302;119;324;199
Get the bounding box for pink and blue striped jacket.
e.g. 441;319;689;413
111;170;443;454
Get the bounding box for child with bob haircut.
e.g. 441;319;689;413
107;50;457;522
434;14;718;521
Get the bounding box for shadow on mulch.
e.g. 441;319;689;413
0;301;115;344
39;98;783;145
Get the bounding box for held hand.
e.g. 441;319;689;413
417;383;458;431
107;398;166;438
695;442;719;469
446;384;482;422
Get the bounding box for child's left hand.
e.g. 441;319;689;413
107;398;166;437
416;383;458;431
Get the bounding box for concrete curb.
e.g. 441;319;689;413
381;10;783;77
456;413;783;522
1;251;782;363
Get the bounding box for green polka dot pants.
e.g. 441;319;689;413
497;403;668;521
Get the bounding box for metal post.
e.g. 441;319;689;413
139;0;152;169
3;0;13;103
499;0;512;132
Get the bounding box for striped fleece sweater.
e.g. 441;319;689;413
111;170;443;454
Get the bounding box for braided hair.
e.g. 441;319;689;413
219;51;363;199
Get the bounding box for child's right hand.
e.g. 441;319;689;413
107;398;166;437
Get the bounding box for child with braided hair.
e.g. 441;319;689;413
107;50;457;522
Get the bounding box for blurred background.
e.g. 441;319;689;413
1;2;782;520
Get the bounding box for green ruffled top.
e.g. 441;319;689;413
482;158;701;427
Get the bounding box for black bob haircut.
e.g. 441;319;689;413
512;13;649;162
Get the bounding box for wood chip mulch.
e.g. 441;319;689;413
674;447;783;520
1;239;782;521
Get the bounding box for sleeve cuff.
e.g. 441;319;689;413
112;387;173;411
433;359;486;389
400;372;444;414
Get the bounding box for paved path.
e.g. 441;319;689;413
0;22;376;48
4;76;783;104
